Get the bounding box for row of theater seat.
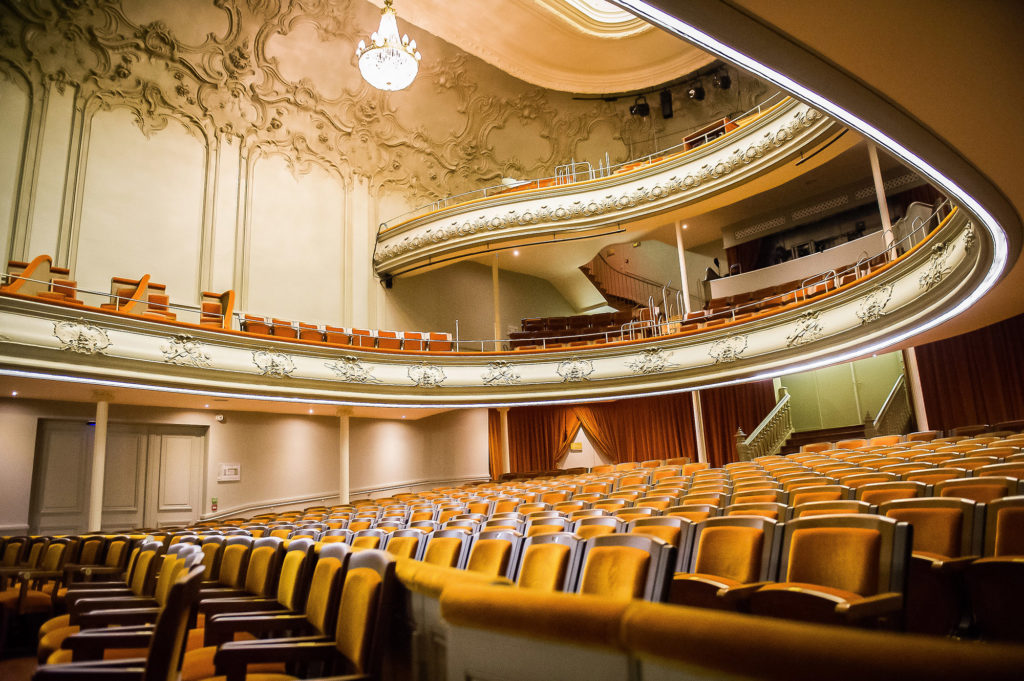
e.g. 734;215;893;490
238;315;453;350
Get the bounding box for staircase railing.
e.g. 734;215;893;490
583;253;680;310
735;387;793;462
866;374;912;438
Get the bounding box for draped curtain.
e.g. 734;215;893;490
914;313;1024;431
699;380;778;468
574;393;697;463
507;405;580;473
487;408;503;480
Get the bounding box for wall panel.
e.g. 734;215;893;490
76;109;205;302
0;74;29;261
247;155;344;322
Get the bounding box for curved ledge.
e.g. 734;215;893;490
0;208;989;407
374;98;843;276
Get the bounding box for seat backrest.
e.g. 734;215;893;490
514;532;583;592
243;536;286;596
275;538;316;610
627;517;696;572
880;497;982;558
577;534;674;602
422;530;471;568
352;529;390;550
664;504;719;523
981;495;1024;556
855;481;929;505
791;500;876;518
216;536;253;587
466;530;523;579
385;529;425;560
332;550;396;677
147;565;206;681
304;542;351;636
935;476;1022;503
687;516;780;583
724;502;789;521
101;536;132;570
779;515;910;596
573;516;624;540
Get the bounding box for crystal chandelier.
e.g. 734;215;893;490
356;0;421;91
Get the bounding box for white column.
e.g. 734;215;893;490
492;258;502;347
497;407;511;478
691;391;708;464
868;142;897;260
338;407;353;505
903;348;929;432
87;397;110;532
674;221;692;315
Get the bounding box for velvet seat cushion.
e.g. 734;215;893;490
579;546;650;600
516;543;570;591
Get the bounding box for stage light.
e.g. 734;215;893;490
687;83;705;100
629;95;650;116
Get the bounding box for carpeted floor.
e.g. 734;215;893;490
0;656;37;681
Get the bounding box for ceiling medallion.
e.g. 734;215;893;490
356;0;421;91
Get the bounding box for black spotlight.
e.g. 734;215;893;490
629;95;650;117
659;90;673;119
713;73;732;89
687;83;705;101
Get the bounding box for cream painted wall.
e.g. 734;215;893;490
0;397;489;528
560;427;611;470
27;83;75;260
349;408;488;499
385;261;576;343
0;76;28;262
782;351;905;431
246;154;345;321
76;109;206;302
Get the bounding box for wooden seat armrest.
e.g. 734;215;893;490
201;596;280;618
75;566;127;579
63;625;154;661
198;587;248;599
204;611;310;647
837;592;903;621
17;569;63;582
67;587;132;607
215;638;337;681
77;606;161;628
70;596;157;620
31;658;145;680
716;581;773;605
912;553;978;574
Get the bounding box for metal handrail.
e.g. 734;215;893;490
375;91;789;236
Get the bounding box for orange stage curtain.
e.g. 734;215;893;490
699;380;777;468
574;393;697;464
507;405;580;473
914;313;1024;431
487;408;503;480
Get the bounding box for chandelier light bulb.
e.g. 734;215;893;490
356;0;421;91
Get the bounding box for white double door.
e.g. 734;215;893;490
31;421;206;534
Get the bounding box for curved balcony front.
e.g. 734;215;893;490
374;98;846;277
0;207;990;407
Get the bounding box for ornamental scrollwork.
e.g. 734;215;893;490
708;335;748;364
160;334;212;368
557;356;595;382
53;320;111;355
482;361;521;385
408;362;446;388
785;312;823;347
963;221;976;253
626;348;674;375
325;356;379;383
252;349;295;378
855;284;895;324
919;241;953;291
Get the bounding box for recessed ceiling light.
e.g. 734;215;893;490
11;391;17;397
204;404;210;408
683;224;688;230
308;408;314;414
513;250;519;256
401;415;406;419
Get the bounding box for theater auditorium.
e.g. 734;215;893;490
1;1;1023;679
